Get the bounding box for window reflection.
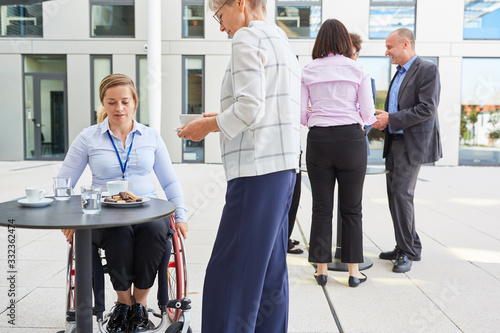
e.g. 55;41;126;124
0;4;43;37
136;56;149;126
369;0;416;39
276;0;321;38
464;0;500;39
357;57;392;164
91;56;112;125
182;0;204;38
182;56;205;163
460;58;500;165
90;1;135;37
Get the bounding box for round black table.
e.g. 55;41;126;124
0;196;176;333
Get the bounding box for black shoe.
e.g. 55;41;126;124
287;247;304;254
348;272;367;288
291;239;300;246
393;252;412;273
106;303;130;333
128;303;150;332
380;248;421;261
314;272;327;286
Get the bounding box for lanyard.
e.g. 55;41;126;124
107;130;136;180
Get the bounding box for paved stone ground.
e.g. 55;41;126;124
0;161;499;332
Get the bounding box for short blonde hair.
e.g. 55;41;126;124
96;74;138;123
208;0;267;14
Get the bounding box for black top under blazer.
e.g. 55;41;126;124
383;56;443;165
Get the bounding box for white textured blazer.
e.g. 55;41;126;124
216;20;301;181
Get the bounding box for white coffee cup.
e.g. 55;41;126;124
26;187;46;203
106;180;128;196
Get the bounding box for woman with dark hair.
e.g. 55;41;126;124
302;19;376;287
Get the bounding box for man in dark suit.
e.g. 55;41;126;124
372;28;442;273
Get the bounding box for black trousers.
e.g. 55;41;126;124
93;218;169;291
385;136;422;259
306;125;367;264
288;155;302;250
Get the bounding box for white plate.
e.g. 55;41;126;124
101;196;150;208
18;198;54;208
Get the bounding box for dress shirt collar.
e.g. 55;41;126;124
99;117;142;136
396;54;418;74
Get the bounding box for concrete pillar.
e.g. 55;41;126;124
148;0;162;133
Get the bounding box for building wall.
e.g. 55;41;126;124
0;54;24;160
1;0;499;165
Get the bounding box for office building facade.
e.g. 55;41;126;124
1;0;499;166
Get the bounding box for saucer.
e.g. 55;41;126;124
18;198;54;208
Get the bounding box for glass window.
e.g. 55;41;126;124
182;0;204;38
421;57;438;66
136;55;149;125
357;56;392;164
460;58;500;165
276;0;321;39
90;55;112;124
90;0;135;37
182;56;205;163
0;4;42;37
464;0;500;39
369;0;416;39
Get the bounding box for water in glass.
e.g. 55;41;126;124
81;186;102;214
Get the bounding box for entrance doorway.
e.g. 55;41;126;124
23;55;67;160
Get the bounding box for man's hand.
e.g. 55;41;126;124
372;109;389;130
177;114;220;142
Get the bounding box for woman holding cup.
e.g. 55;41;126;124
57;73;187;332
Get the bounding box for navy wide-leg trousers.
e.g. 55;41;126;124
202;170;296;333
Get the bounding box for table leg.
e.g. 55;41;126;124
326;196;373;272
75;229;93;333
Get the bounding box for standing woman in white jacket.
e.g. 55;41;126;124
178;0;301;331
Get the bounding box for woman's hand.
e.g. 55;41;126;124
61;229;75;242
177;116;220;142
175;222;189;239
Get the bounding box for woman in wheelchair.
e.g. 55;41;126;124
58;73;188;332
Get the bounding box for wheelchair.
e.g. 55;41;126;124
63;216;192;333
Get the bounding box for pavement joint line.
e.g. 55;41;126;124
322;286;344;333
9;163;57;172
424;205;500;243
296;206;344;333
469;261;500;282
412;279;464;332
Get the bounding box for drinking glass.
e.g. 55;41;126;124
53;177;72;201
81;185;102;214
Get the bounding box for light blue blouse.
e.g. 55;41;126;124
57;118;187;222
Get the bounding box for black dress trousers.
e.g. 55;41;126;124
306;124;367;264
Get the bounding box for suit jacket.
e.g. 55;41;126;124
383;56;442;165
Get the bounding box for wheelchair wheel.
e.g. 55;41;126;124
167;216;188;323
165;321;193;333
65;237;76;328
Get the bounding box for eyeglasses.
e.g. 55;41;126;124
213;0;229;25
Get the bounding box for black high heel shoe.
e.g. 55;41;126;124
314;272;327;286
348;272;367;288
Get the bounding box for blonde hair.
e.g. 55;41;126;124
208;0;267;15
96;74;138;123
